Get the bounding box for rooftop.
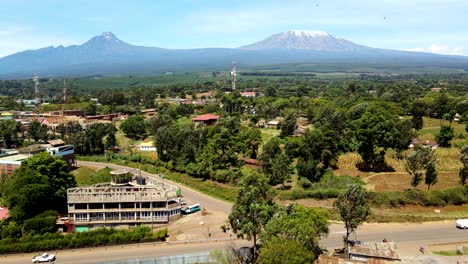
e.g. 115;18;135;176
349;241;400;261
0;207;9;220
139;141;155;147
192;113;220;122
0;154;30;162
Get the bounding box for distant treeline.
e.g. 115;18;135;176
239;72;316;77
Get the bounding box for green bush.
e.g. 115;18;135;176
23;210;58;235
369;187;468;207
0;227;168;254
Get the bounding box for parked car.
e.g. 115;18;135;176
456;219;468;229
32;252;56;263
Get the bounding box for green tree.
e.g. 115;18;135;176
425;162;438;190
27;120;48;142
257;237;315;264
354;104;411;169
334;184;370;258
147;114;173;135
459;146;468;186
280;111;297;137
2;152;76;221
406;146;435;189
262;205;329;258
435;125;454;147
120;115;146;140
259;137;292;185
0;120;21;148
228;172;277;262
83;102;97;116
411;99;427;130
105;133;117;149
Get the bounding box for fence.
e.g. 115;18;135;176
97;252;212;264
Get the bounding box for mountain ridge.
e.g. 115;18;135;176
0;31;467;78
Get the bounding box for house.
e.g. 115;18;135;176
431;87;443;92
241;91;257;97
409;139;438;149
46;143;76;168
192;113;220;126
348;241;401;262
139;141;156;151
267;120;281;129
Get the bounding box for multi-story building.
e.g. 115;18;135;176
67;170;182;230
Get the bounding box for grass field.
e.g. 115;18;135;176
71;166;100;186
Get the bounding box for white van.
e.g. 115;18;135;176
183;203;201;214
456;219;468;229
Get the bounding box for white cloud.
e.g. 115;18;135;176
407;44;466;56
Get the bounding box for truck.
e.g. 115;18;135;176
32;253;56;263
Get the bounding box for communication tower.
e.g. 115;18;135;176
33;73;40;107
230;63;237;91
63;80;67;103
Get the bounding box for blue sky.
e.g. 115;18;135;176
0;0;467;57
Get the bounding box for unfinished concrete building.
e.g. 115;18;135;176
67;169;182;230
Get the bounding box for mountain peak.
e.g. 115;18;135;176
101;32;117;40
240;30;365;51
287;30;330;38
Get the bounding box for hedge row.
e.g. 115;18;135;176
0;226;167;254
368;186;468;207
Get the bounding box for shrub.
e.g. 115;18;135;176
0;226;168;254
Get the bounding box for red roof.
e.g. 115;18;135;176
0;207;9;220
192;113;220;122
241;92;256;96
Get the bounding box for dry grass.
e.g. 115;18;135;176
335;147;462;191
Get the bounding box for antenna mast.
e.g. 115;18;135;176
63;80;67;103
231;63;237;91
33;73;40;108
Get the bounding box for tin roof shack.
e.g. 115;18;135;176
348;241;401;262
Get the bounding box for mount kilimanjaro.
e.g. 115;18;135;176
0;30;467;78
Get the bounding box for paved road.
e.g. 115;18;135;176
23;161;460;263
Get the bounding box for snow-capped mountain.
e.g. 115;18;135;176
240;30;367;51
0;31;467;78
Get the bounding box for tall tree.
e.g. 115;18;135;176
257;237;315;264
2;152;76;221
262;205;329;258
435;125;454;147
334;184;370;258
280;110;297;137
228;172;277;262
0;120;21;148
406;146;435;189
425;162;438;190
120;115;146;140
459;146;468;186
353;104;411;169
28;120;48;142
411;99;427;130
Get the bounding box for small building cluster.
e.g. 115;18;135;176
0;139;75;174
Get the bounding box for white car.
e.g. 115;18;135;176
456;219;468;229
32;253;56;263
